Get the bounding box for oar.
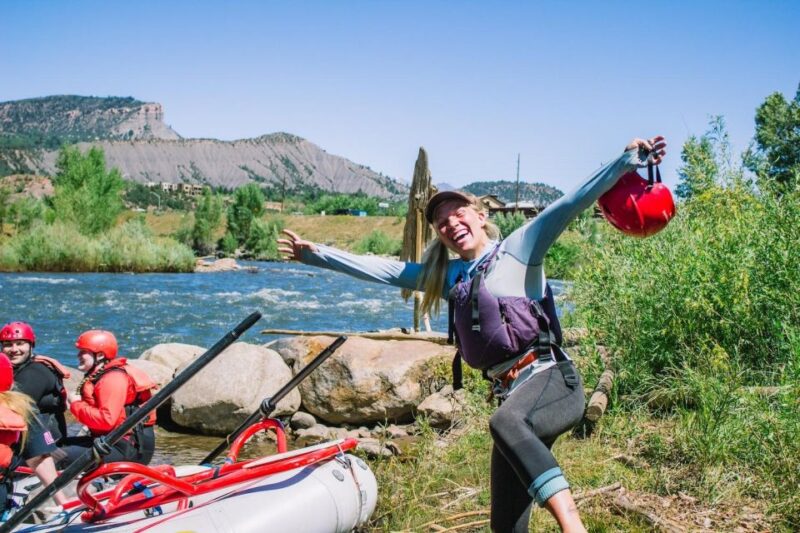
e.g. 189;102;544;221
200;335;347;465
0;311;262;532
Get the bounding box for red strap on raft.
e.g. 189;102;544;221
76;438;359;523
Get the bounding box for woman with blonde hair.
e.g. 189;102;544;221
279;137;666;532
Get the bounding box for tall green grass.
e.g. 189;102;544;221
572;186;800;527
354;229;402;256
0;218;195;272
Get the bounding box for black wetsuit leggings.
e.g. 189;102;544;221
55;425;155;470
488;363;585;532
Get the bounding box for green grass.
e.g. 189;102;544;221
0;218;195;272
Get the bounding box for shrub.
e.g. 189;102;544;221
0;219;194;272
354;230;402;256
246;218;284;260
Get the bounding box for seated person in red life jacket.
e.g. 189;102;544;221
54;330;157;469
0;322;69;507
0;353;36;515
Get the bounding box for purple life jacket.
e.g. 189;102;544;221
447;245;563;383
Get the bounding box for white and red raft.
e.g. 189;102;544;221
10;420;377;532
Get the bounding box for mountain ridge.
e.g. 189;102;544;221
0;95;405;198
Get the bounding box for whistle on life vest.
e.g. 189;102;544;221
598;163;676;238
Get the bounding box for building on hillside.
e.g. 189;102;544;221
478;195;542;218
180;183;206;197
264;201;283;212
160;182;179;192
478;194;505;210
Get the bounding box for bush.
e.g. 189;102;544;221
572;185;800;525
50;145;124;235
246;218;284;260
574;186;799;394
219;232;238;256
354;230;402;256
493;211;526;238
0;219;194;272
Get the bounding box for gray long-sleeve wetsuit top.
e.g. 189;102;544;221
299;149;643;301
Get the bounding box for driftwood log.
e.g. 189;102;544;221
262;327;589;348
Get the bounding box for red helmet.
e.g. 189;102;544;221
598;164;676;238
0;322;36;346
75;330;118;360
0;354;13;392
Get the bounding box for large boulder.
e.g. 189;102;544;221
273;335;454;425
170;342;300;435
126;359;173;390
139;343;205;377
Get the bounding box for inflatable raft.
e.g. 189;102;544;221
10;424;377;532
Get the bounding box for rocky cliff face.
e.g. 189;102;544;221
0;96;406;198
0;95;180;142
32;133;403;197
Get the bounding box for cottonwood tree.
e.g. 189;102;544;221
744;83;800;193
191;188;223;254
50;146;124;234
226;183;265;245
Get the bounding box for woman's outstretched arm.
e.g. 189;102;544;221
278;229;423;291
486;137;666;299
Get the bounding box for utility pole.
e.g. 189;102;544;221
515;153;520;214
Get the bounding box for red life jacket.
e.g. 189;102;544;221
0;405;25;469
81;359;157;427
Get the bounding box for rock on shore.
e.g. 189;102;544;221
270;335;454;425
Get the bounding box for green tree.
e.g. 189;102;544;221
50;146;124;234
493;211;527;238
219;232;238;256
745;83;800;192
246;218;284;260
0;187;10;230
676;116;745;199
10;197;46;231
191;189;223;255
226;184;265;245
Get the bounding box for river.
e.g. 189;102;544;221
1;262;567;461
0;262;567;366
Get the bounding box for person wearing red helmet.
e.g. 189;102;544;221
0;322;70;443
56;330;157;468
281;137;667;532
0;322;69;508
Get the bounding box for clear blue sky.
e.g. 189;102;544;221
2;0;798;191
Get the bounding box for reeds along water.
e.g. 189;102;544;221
0;219;195;273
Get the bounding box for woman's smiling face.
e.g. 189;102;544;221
433;199;490;260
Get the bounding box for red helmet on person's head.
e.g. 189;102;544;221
0;354;13;393
598;165;676;238
75;330;118;360
0;322;36;346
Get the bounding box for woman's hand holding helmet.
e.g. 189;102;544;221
277;229;319;261
625;136;667;166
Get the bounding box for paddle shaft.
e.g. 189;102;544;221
201;335;347;465
0;311;262;532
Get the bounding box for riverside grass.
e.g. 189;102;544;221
0;218;195;272
572;185;800;529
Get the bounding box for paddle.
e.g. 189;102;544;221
0;311;262;532
201;335;347;465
